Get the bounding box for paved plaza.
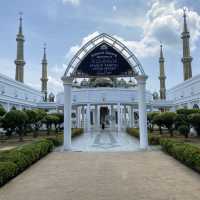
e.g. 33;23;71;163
1;151;200;200
1;131;200;200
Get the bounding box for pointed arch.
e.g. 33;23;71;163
63;33;145;78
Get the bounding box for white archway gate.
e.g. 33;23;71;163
62;33;148;150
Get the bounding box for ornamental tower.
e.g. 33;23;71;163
181;9;192;81
41;43;48;102
159;43;166;99
15;12;26;83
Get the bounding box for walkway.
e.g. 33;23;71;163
1;151;200;200
70;129;140;152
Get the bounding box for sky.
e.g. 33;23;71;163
0;0;200;94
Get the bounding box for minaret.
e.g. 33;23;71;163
41;43;48;102
15;12;25;83
181;9;192;81
159;43;166;100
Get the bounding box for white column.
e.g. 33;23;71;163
95;105;98;130
81;106;85;129
111;105;114;129
117;103;121;132
131;106;135;128
76;106;81;128
76;106;78;128
97;106;100;129
7;103;10;112
128;106;131;128
124;105;127;128
136;75;148;149
62;77;72;150
86;103;91;132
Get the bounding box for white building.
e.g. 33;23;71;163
0;10;199;144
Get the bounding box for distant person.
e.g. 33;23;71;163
102;122;105;130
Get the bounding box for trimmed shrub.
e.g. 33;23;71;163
178;125;190;138
126;128;161;145
147;112;159;132
188;113;200;135
72;128;84;138
1;110;28;141
47;136;63;147
160;138;200;173
0;105;6;117
0;138;55;187
160;112;177;137
152;114;163;134
0;162;17;186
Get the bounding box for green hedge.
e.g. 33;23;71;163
161;139;200;173
126;128;161;145
0;139;55;187
0;128;84;187
127;128;200;173
72;128;84;138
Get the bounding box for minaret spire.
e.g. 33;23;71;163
159;43;166;100
15;12;25;83
181;8;192;81
41;43;48;102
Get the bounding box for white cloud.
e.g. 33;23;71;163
48;76;63;94
62;0;80;6
144;0;200;50
64;1;200;61
65;31;100;62
112;5;117;12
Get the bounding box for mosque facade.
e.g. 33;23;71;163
0;10;198;132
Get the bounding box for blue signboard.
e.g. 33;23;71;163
76;43;133;77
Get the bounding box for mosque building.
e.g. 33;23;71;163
0;9;199;133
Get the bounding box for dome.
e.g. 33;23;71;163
118;78;127;88
93;78;114;87
49;92;55;98
49;92;55;102
72;79;80;88
80;79;89;87
128;78;136;87
153;91;159;100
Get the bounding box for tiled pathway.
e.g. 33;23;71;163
69;129;141;152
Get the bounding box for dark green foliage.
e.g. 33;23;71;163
126;128;161;145
127;128;200;173
161;139;200;173
47;136;63;147
152;114;163;134
0;138;56;187
0;162;17;186
160;112;177;137
0;105;6;117
178;125;190;138
72;128;84;138
176;108;200;115
53;113;64;130
147;112;159;132
43;114;59;135
1;110;28;141
33;109;47;132
188;113;200;135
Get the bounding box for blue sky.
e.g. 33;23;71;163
0;0;200;94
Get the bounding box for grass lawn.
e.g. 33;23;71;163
0;131;62;151
150;129;200;146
